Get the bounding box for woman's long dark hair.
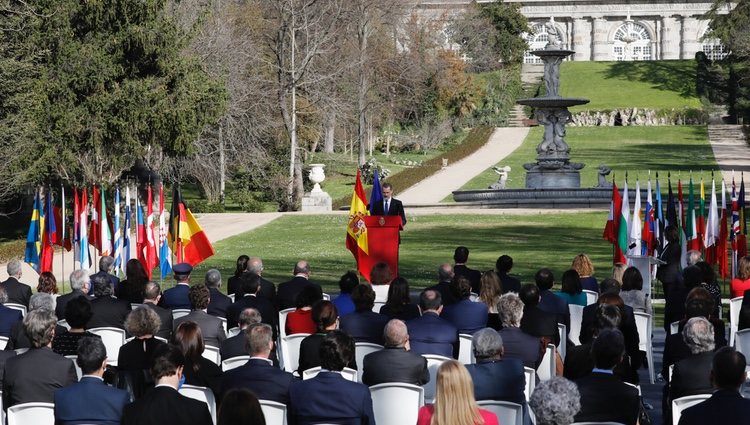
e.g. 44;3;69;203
173;321;205;373
234;255;250;278
385;277;411;313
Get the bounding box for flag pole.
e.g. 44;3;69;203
61;184;65;294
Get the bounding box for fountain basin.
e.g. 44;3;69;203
517;97;590;108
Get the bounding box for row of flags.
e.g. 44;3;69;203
603;172;747;278
24;183;215;279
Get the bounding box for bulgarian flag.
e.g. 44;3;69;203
604;181;626;263
346;170;370;279
168;185;215;266
617;179;631;263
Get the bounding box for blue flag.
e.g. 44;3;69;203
368;170;383;215
24;191;42;271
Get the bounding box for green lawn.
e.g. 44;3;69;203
454;125;718;194
559;61;702;112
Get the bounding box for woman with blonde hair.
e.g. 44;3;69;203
478;271;503;330
731;256;750;298
417;360;499;425
571;254;598;292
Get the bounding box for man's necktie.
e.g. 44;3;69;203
385;200;389;213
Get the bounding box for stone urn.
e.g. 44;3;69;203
308;164;326;193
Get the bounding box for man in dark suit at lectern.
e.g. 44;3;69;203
370;183;406;225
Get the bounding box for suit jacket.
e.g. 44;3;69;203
454;264;482;293
657;242;683;290
362;347;429;386
277;276;321;311
738;289;750;331
7;323;66;350
574;371;640;425
498;327;541;369
220;358;296;404
207;287;232;319
54;376;130;425
173;310;226;348
669;351;714;401
3;347;77;408
441;299;488;335
226;295;278;334
87;296;132;330
678;389;750;425
0;350;15;387
465;358;526;404
117;337;169;371
498;272;521;294
406;312;459;358
0;277;32;308
142;302;173;340
159;284;191;310
379;303;420;321
579;302;641;380
369;197;407;225
228;275;277;307
520;306;560;346
339;310;390;345
0;304;22;338
427;281;457;306
121;385;213;425
220;333;247;361
288;372;375;425
89;271;121;293
56;290;90;320
538;290;570;333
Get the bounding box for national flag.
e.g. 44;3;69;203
368;170;383;216
703;177;719;262
113;187;122;275
686;178;699;251
739;175;748;259
666;177;677;228
122;187;132;272
718;180;729;278
40;189;56;273
617;179;631;262
136;194;147;270
604;181;627;264
90;185;100;251
630;180;642;256
168;185;215;266
169;186;185;263
79;188;91;270
732;177;741;277
677;179;688;268
53;188;71;252
655;174;664;252
346;170;371;277
73;188;80;265
144;184;158;278
698;178;706;250
24;189;42;272
643;178;655;256
159;183;173;279
99;186;112;257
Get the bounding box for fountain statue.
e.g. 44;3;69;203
517;17;590;189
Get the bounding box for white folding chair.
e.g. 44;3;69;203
57;319;71;330
582;290;598;306
4;303;26;317
221;355;250;371
88;327;126;366
302;366;357;382
0;336;8;350
568;304;584;346
7;402;54;425
202;345;221;365
634;312;655;384
523;367;535;402
227;327;242;338
672;394;711;425
730;296;744;346
172;309;191;320
469;292;480;302
218;317;228;334
179;385;217;425
372;284;389;303
64;355;82;380
355;342;383;382
278;308;295;340
372;301;386;313
370;383;425;425
322;293;331;301
735;329;750;359
458;334;475;364
477;401;523;425
536;344;555;381
670;321;680;335
557;323;567;361
280;333;310;373
260;399;287;425
668;364;674;382
130;303;143;310
228;293;235;303
422;354;451;403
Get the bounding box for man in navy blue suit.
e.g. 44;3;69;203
407;289;458;358
442;276;488;335
205;269;232;318
465;328;526;403
54;336;129;425
0;287;22;337
288;331;376;425
220;323;295;404
160;263;193;310
535;268;570;334
339;284;389;345
496;255;521;294
453;246;482;293
369;182;406;225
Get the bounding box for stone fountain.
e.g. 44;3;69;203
516;17;590;189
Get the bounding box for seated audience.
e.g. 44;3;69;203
299;301;355;373
519;284;560;346
406;289;459;358
339;284;389;345
117;307;168;399
379;276;420;321
496;254;521;294
221;308;262;361
573;329;640;425
285;285;322;335
56;269;91;319
8;293;66;350
173;284;226;348
37;271;59;296
362;319;429;386
453;246;482;293
54;336;129;425
2;259;32;308
417;360;499;425
87;275;132;330
332;271;358;317
530;377;581;425
247;257;278;306
142;281;173;341
227;255;250;297
218;388;266;425
672;287;726;346
535;268;570;332
442;275;488;335
678;347;750;425
465;328;525;405
121;345;213;425
369;261;392;302
478;271;503;330
556;269;586;307
117;259;149;304
159;263;193;310
226;272;277;333
0;286;22;338
497;292;542;369
89;256;120;294
3;309;77;408
428;263;457;306
288;331;375;425
52;295;98;356
572;253;598;292
694;261;722;317
220;323;296;404
205;269;232;319
173;321;223;396
620;267;651;314
277;260;320;310
731;255;750;298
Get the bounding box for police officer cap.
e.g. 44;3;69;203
173;263;193;276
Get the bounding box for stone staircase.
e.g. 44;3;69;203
707;124;749;184
708;124;745;143
508;64;544;127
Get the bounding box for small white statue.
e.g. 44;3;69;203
490;166;511;189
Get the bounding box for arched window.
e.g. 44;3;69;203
524;24;550;64
612;20;652;61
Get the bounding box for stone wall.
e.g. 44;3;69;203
570;107;707;126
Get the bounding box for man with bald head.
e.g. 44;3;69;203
407;289;459;358
277;260;321;310
247;257;278;308
427;263;457;306
361;319;429;386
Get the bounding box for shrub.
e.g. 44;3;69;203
188;200;225;213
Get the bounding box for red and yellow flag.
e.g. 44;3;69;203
346;170;369;271
169;185;215;267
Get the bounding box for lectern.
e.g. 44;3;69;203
358;216;403;283
626;255;665;299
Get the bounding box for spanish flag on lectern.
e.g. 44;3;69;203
346;170;369;274
169;186;215;266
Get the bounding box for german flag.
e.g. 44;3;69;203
168;185;215;266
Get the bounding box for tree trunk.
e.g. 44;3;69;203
323;109;336;153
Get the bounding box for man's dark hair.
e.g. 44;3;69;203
296;284;323;309
188;284;210;310
519;284;540;307
338;271;359;294
454;246;469;263
65;295;93;329
92;276;113;297
683;265;703;288
452;275;472;299
151;344;185;380
319;330;354;371
496;255;513;273
592;328;625;369
594;304;621;334
685;299;712;319
419;289;442;311
382;182;393;190
77;336;107;375
239;272;261;295
712;347;747;389
144;281;161;300
696;261;717;285
599;277;621;295
351;284;375;312
621;267;643;291
534;268;554;291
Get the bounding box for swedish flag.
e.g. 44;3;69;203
24;190;42;272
